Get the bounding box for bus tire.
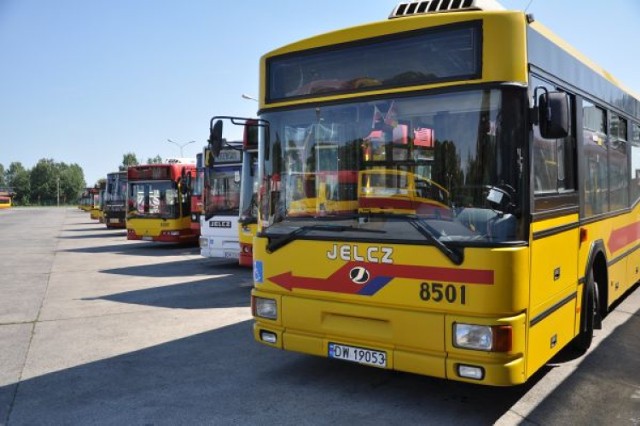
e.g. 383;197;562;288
571;270;597;354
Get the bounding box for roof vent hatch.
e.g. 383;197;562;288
389;0;505;19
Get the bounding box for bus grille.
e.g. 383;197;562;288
389;0;505;19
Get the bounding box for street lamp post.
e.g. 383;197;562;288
241;93;259;102
167;139;196;157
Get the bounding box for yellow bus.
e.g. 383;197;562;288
248;0;640;386
126;161;198;243
0;188;14;209
89;183;105;221
78;188;94;211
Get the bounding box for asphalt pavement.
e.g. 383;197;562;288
1;207;639;425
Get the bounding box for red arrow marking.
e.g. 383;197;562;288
269;262;493;294
607;222;640;253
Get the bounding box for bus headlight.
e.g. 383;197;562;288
252;296;277;320
453;323;512;352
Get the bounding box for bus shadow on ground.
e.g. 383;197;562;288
0;321;538;426
83;276;252;310
99;257;244;278
58;231;128;240
62;242;201;257
62;227;122;232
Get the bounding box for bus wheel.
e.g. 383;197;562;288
571;270;597;354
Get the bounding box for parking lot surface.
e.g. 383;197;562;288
1;207;639;425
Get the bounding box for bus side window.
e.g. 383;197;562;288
582;100;608;216
608;113;628;211
631;123;640;204
531;78;576;195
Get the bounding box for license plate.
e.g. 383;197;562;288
328;342;387;368
111;218;120;223
224;251;239;259
142;236;153;241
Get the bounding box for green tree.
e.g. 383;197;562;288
30;159;58;205
0;163;5;187
147;155;163;164
119;153;139;171
27;159;86;205
59;163;86;204
6;162;30;205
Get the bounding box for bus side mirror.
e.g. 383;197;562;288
538;91;569;139
209;120;224;157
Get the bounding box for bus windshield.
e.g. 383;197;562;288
128;180;181;219
262;87;526;244
106;173;127;204
204;166;241;217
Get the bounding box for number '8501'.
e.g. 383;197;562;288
419;282;467;305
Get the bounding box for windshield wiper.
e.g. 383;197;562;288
407;217;464;265
266;224;385;253
204;208;239;221
361;212;463;265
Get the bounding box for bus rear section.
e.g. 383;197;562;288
126;162;198;244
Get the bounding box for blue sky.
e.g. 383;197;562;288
1;0;639;187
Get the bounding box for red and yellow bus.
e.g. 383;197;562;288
0;188;14;209
189;152;205;236
248;1;640;386
126;160;198;243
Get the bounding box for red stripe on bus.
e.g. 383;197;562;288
269;261;494;294
607;222;640;253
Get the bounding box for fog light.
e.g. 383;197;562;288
253;297;277;320
260;331;277;344
457;364;484;380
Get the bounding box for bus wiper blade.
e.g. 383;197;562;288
204;209;238;221
361;212;462;264
408;218;464;265
266;224;385;253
